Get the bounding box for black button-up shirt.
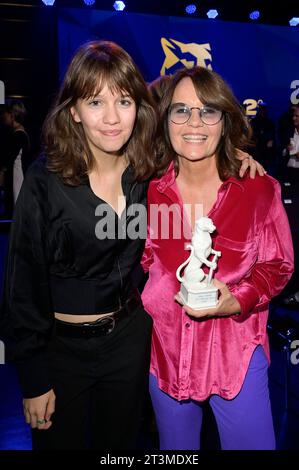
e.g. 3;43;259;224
2;156;148;397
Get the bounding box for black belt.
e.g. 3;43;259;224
55;291;142;338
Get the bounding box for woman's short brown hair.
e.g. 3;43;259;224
43;41;157;185
156;66;252;180
149;75;172;105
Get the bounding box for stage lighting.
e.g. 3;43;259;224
207;9;218;19
42;0;55;5
249;11;260;20
185;4;197;15
113;1;126;11
289;17;299;26
84;0;95;5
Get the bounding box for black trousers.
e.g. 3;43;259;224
31;305;152;450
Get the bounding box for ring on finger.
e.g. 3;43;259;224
37;418;46;425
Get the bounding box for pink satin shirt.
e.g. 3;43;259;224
141;163;294;402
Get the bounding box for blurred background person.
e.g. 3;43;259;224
251;101;275;173
278;102;295;158
285;104;299;176
0;100;31;217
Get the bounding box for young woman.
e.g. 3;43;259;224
2;40;156;450
142;66;293;450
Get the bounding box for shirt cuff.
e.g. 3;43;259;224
15;351;52;398
229;282;260;322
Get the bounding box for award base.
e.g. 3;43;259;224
178;282;219;310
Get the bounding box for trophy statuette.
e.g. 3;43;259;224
176;217;221;310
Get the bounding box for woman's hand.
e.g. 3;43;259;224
175;279;241;320
236;150;266;178
23;389;56;430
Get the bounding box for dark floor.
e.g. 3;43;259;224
0;218;299;451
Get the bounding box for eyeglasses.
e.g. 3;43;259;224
169;103;223;126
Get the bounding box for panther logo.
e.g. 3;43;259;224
160;38;212;76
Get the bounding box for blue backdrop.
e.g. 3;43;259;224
58;8;299;122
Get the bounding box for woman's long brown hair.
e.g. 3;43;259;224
43;41;157;185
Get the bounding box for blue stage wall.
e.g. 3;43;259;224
58;8;299;122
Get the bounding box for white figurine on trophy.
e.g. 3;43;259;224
176;217;221;309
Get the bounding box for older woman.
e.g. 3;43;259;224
142;66;293;450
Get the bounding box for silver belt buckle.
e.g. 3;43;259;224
95;315;116;334
82;315;116;334
102;315;116;334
